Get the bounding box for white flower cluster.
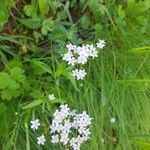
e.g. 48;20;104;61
50;104;92;150
62;40;105;80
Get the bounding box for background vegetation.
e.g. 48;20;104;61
0;0;150;149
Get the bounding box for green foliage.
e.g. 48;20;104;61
0;67;26;100
21;18;43;29
0;0;9;31
23;100;43;109
0;0;150;150
133;139;150;150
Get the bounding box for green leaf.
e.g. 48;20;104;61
0;72;20;90
133;139;150;150
21;18;42;29
31;60;52;75
0;0;9;31
1;88;23;101
80;15;90;29
118;5;126;19
129;46;150;54
10;67;26;82
22;100;43;109
41;18;54;35
1;89;13;101
38;0;49;15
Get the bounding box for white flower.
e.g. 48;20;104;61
60;132;69;145
30;119;40;130
68;57;77;66
96;39;105;49
72;69;87;80
51;134;59;144
37;135;46;145
60;104;70;114
76;55;87;64
62;51;72;61
50;104;92;150
48;94;55;100
66;43;77;51
62;41;105;80
110;117;116;124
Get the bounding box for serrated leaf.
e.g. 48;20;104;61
1;89;13;101
22;100;43;109
21;18;42;29
1;88;23;101
0;72;20;90
10;67;26;82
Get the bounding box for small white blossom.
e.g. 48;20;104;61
60;132;69;145
96;39;105;49
72;69;87;80
62;52;73;62
66;43;77;51
48;94;55;100
31;119;40;130
110;117;116;124
37;135;46;145
51;134;59;144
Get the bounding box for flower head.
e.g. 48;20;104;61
31;119;40;130
37;135;46;145
72;69;87;80
51;134;59;144
48;94;55;100
110;117;116;124
96;39;105;49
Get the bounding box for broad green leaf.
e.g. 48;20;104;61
38;0;49;15
22;100;43;109
1;89;13;101
41;18;54;35
24;5;32;17
21;18;42;29
10;67;26;82
1;88;23;101
0;72;20;90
